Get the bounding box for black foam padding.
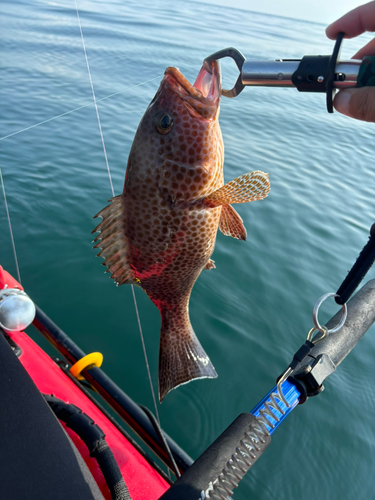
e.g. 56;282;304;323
0;332;105;500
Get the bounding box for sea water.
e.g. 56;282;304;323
1;0;375;498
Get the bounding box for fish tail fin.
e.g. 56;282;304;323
158;311;217;402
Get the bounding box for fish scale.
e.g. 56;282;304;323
93;61;270;402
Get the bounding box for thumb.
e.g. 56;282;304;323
333;87;375;122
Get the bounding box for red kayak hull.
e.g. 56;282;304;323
1;267;169;500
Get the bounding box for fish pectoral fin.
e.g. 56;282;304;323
204;170;270;207
92;195;136;286
219;204;247;240
159;318;217;402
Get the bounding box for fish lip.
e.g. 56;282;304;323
192;60;221;101
164;61;221;116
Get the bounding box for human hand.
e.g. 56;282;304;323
326;1;375;122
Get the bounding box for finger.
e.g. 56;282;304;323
326;1;375;40
334;87;375;122
352;37;375;59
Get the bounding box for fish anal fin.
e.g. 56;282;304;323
158;311;217;402
219;204;247;241
205;170;270;206
93;195;136;286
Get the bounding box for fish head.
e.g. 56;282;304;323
126;61;223;203
162;60;221;122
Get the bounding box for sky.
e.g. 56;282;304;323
197;0;368;25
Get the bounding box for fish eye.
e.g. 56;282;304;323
156;113;173;135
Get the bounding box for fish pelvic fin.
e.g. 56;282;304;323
92;195;136;286
204;170;270;207
219;204;247;240
204;258;216;270
158;311;217;402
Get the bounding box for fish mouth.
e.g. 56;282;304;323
164;61;221;119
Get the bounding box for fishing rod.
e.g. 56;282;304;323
159;223;375;499
203;32;375;112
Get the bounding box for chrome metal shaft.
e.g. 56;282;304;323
241;59;361;88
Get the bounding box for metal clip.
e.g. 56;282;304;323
203;47;246;98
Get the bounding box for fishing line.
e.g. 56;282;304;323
0;166;22;284
132;286;161;424
74;0;162;427
0;76;163;143
75;0;113;197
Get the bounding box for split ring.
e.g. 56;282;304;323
313;292;347;334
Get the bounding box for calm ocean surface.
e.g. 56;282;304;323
1;0;375;498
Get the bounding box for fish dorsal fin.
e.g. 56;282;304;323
92;195;136;286
205;170;270;206
219;204;247;240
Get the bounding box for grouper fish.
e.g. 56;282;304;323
93;60;270;402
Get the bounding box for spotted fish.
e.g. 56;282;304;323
93;61;270;402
